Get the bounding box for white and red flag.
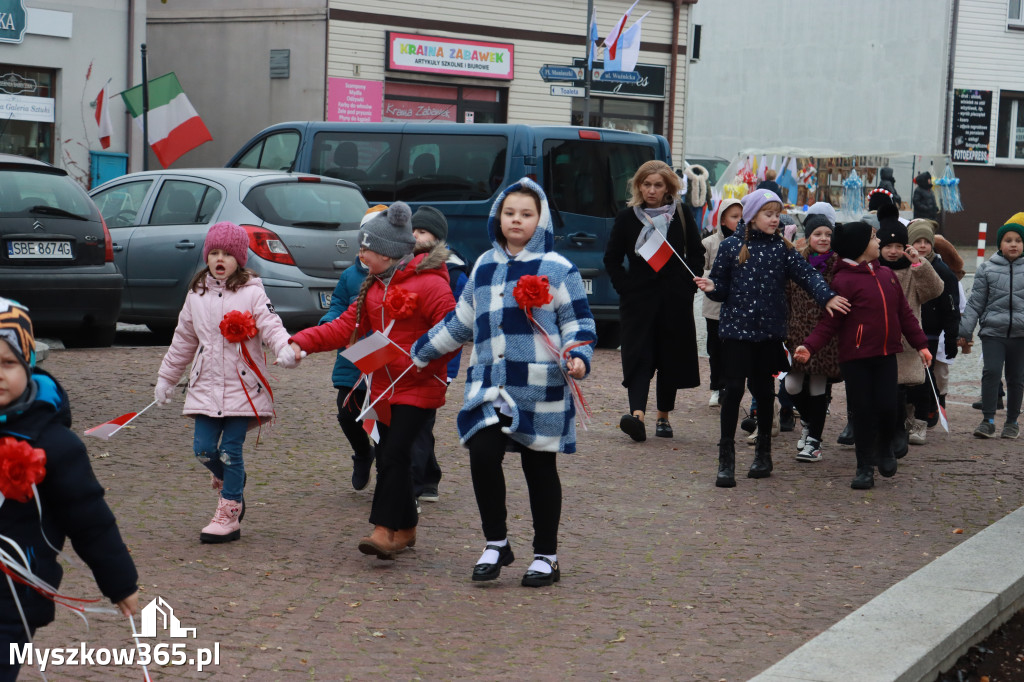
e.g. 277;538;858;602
604;0;639;66
94;78;113;150
341;331;404;375
85;400;157;440
637;228;674;272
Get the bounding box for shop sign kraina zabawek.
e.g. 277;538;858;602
386;32;513;81
0;0;27;44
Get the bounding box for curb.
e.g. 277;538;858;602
751;506;1024;682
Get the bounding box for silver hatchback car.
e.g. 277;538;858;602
89;169;367;334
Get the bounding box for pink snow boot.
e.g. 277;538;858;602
200;496;241;544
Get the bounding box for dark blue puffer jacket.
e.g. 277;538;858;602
320;260;368;390
707;223;837;341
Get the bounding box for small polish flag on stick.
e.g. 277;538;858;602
85;400;158;440
927;370;950;436
360;402;390;444
637;229;699;277
341;331;405;375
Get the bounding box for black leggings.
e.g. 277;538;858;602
841;355;898;465
466;416;561;555
336;387;371;460
718;340;783;443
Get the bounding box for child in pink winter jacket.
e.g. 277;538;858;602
154;222;298;543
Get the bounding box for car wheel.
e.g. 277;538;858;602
64;324;117;348
595;321;621;349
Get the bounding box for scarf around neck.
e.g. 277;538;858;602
808;251;832;274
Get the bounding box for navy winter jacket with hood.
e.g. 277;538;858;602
0;369;138;628
706;223;837;342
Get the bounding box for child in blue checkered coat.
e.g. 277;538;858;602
411;178;596;587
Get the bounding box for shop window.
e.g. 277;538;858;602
1010;0;1024;29
310;131;506;203
996;91;1024;160
383;80;506;124
570;98;662;136
0;64;55;162
543;139;656;218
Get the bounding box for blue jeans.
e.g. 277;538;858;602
193;416;249;501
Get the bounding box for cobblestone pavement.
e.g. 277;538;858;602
25;320;1021;681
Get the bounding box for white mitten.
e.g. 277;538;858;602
154;378;175;404
275;345;299;369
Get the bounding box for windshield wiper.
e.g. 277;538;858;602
27;205;89;220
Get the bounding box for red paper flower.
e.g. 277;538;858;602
513;275;553;312
220;310;258;343
0;437;46;503
384;286;419;319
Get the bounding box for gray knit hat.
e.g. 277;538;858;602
411;206;448;242
358;201;416;259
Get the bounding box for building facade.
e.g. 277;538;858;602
145;0;697;169
684;0;1024;244
1;0;145;187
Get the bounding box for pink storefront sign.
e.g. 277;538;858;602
386;32;514;81
327;78;383;122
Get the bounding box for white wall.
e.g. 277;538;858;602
685;0;951;162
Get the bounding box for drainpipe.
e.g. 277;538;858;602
126;0;135;170
942;0;960;155
667;0;681;157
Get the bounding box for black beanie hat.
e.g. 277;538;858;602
876;202;907;248
867;188;895;213
803;214;833;235
832;221;874;260
411;206;448;242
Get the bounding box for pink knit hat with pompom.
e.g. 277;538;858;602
203;221;250;267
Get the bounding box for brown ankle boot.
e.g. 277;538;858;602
392;527;417;552
358;525;396;560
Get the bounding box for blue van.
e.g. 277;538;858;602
226;122;673;345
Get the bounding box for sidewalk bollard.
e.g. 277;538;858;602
977;222;987;269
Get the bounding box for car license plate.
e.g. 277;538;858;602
7;240;73;260
318;290;332;309
581;278;593;295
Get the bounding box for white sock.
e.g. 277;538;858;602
477;538;508;565
528;553;557;574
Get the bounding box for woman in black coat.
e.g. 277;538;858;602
603;160;705;442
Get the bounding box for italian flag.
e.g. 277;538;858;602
120;73;212;168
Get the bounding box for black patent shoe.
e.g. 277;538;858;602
877;448;898;478
352;453;374;491
472;543;514;582
837;422;855;446
521;556;560;587
655;418;673;438
619;414;646;442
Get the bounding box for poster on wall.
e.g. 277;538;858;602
327;78;383;123
951;88;992;164
386;32;513;81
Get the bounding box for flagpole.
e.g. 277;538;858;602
141;43;149;171
583;0;594;126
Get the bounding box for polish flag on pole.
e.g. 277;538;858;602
360;402;391;444
637;228;674;272
617;11;650;73
604;0;639;64
341;331;405;375
85;400;158;440
94;78;113;150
